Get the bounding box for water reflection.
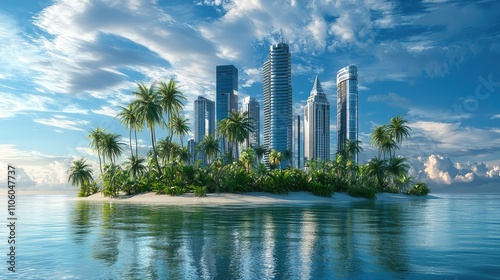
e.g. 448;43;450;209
71;201;415;279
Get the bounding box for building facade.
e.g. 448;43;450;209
240;96;260;149
263;41;292;168
194;96;215;166
216;65;238;123
336;65;358;162
304;76;330;162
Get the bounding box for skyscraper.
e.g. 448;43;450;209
216;65;238;123
194;96;215;143
240;96;260;149
304;76;330;161
194;96;215;165
263;40;292;168
336;65;358;162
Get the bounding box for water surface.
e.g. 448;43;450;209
3;193;500;279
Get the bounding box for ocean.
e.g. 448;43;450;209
1;192;500;279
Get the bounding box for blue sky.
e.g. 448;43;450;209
1;0;500;190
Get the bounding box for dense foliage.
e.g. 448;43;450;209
68;80;430;198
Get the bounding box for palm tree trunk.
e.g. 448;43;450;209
150;125;162;176
134;130;138;157
129;128;133;157
98;152;103;173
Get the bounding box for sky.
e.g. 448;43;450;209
1;0;500;191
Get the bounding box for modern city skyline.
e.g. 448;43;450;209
304;76;330;161
216;65;238;123
263;40;293;168
3;0;500;190
240;96;260;149
336;65;358;162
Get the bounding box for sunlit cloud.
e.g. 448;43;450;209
33;115;90;131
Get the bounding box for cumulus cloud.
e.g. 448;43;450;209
409;154;500;188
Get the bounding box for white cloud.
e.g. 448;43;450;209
91;106;118;118
407;154;500;188
33;115;90;131
0;146;96;189
405;121;500;161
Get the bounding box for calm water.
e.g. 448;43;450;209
2;193;500;279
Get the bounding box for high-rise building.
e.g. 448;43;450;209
336;65;358;162
240;96;260;149
294;115;301;169
194;96;215;165
263;40;292;168
304;76;330;161
216;65;238;123
187;138;195;165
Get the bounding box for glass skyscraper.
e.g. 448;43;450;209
216;65;238;123
304;76;330;161
240;96;260;149
194;96;215;143
336;65;358;162
263;41;292;168
194;96;215;166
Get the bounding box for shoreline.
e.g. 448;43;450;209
76;191;435;205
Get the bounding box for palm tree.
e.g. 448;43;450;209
117;103;140;157
387;115;412;145
240;148;255;173
387;115;412;158
218;111;254;160
380;137;399;160
370;125;388;159
177;147;191;165
88;128;106;173
254;145;266;164
157;137;179;164
216;118;231;161
157;79;186;141
132;82;163;175
386;157;410;191
283;149;293;168
68;158;94;197
198;134;220;166
268;149;282;170
344;139;363;163
170;114;190;148
124;155;147;179
101;132;125;165
366;157;388;190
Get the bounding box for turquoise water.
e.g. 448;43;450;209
2;193;500;279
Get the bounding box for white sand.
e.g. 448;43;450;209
77;191;434;205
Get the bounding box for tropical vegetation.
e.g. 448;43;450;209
68;80;430;199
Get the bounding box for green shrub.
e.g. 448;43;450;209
263;170;290;194
310;181;334;197
406;182;430;196
348;184;377;199
166;186;186;196
190;185;207;197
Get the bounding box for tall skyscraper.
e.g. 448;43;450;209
216;65;238;123
194;96;215;165
294;115;301;169
240;96;260;149
336;65;358;162
263;40;292;168
304;76;330;161
194;96;215;143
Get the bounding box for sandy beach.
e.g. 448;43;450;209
77;191;433;205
